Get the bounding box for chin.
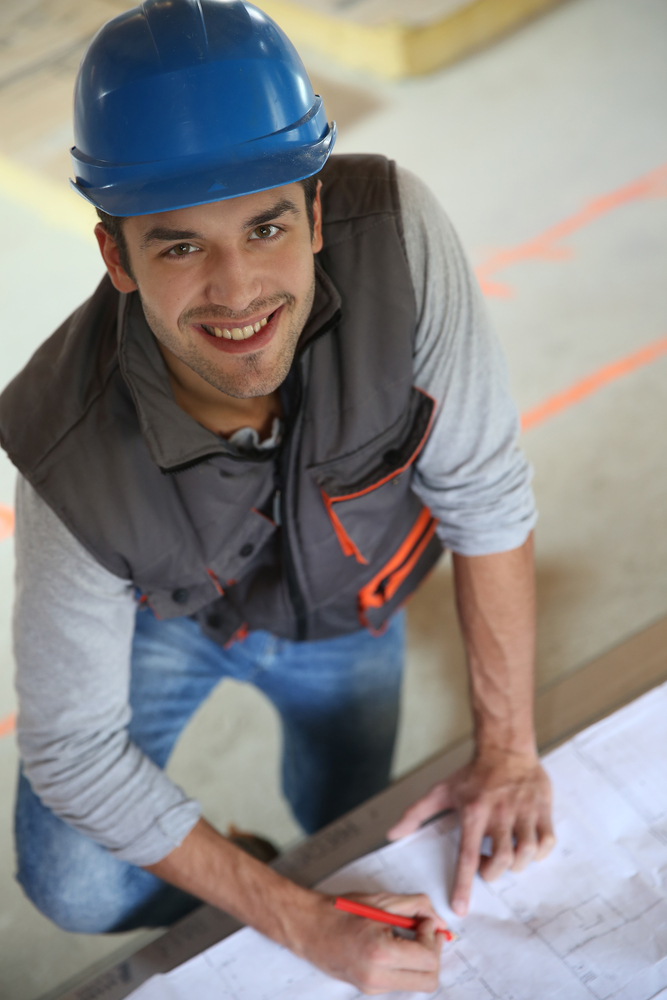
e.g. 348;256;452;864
206;360;288;400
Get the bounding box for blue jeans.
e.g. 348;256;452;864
15;608;405;932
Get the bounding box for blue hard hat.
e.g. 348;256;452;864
70;0;336;217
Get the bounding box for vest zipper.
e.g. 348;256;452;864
278;362;308;641
279;479;308;642
272;488;282;526
280;310;341;639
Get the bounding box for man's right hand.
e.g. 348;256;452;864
291;891;446;995
146;819;446;994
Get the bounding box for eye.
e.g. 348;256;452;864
167;243;199;257
249;224;280;241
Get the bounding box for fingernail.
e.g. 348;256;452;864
452;899;466;916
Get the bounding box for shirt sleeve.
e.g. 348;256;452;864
13;474;201;865
398;166;537;555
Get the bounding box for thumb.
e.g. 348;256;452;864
387;782;452;840
414;917;444;958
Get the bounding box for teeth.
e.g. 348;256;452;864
204;316;270;341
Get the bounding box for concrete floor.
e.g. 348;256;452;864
0;0;666;996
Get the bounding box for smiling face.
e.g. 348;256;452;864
96;182;323;400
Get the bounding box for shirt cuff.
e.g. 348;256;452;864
107;799;202;866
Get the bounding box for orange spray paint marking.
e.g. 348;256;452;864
521;334;667;432
0;712;16;739
0;504;14;541
476;162;667;298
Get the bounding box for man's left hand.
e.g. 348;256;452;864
387;749;555;916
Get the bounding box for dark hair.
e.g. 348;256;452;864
95;209;135;279
95;174;321;280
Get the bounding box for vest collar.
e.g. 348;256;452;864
297;259;342;353
117;260;341;472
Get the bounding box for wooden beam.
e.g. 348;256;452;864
535;614;667;751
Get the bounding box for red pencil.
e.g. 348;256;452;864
334;897;456;941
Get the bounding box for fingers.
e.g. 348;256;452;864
510;816;537;873
387;925;442;969
360;926;442;995
477;808;555;882
364;892;451;933
331;919;442;995
388;759;556;938
386;781;452;840
414;916;445;959
451;806;487;916
362;966;440;996
535;810;556;861
306;891;446;995
479;823;514;881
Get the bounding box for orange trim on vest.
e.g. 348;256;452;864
206;568;225;596
139;593;162;619
321;490;368;565
250;506;276;527
358;506;437;627
223;622;249;650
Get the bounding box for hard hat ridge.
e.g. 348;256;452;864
70;0;336;217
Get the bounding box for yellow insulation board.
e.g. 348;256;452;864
261;0;564;79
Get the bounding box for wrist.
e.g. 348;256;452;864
275;886;332;957
475;728;538;763
473;705;537;757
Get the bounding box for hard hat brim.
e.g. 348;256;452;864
71;120;336;218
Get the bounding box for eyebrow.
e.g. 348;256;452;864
140;226;204;249
139;198;301;250
241;198;300;230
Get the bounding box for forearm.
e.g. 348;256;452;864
452;532;536;757
145;817;317;954
389;532;552;912
146;817;446;991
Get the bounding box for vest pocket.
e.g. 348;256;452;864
358;505;442;633
311;386;435;565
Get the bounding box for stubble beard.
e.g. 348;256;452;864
140;273;316;399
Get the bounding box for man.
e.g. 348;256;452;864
1;0;554;993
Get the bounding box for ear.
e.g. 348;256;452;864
94;223;138;293
311;180;323;254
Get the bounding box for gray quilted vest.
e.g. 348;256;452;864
0;154;443;645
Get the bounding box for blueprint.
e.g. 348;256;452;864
128;682;667;1000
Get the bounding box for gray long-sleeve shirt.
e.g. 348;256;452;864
14;168;537;866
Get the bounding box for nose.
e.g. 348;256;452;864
203;246;262;315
